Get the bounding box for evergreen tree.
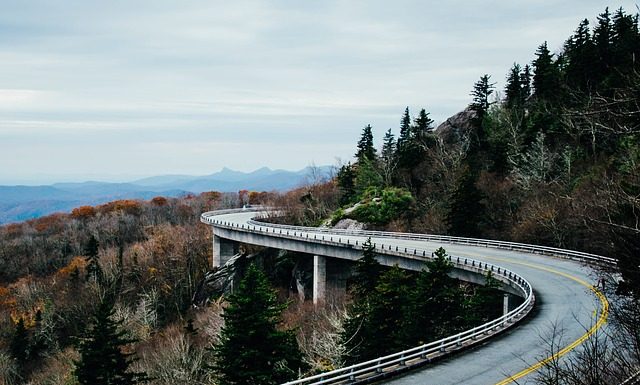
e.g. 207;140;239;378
336;162;357;205
10;317;29;367
343;254;409;363
594;7;613;72
564;18;595;90
397;108;433;169
470;74;495;123
414;108;434;135
84;235;102;282
380;128;398;186
464;271;503;326
213;264;304;385
355;124;377;162
381;128;396;161
361;266;411;358
396;107;412;163
342;238;382;363
30;309;48;359
532;42;560;100
446;166;485;237
406;247;464;344
504;63;523;109
354;157;383;197
74;298;147;385
611;8;640;82
468;74;496;164
351;238;382;297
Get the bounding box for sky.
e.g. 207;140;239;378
0;0;637;184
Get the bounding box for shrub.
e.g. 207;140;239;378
348;187;414;225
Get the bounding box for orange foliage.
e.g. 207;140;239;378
30;213;67;233
0;286;13;307
98;199;142;216
55;256;87;278
200;191;222;202
10;301;44;327
3;223;24;237
238;189;249;204
248;191;273;204
151;196;168;206
71;205;97;219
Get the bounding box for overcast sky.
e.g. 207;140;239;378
0;1;637;184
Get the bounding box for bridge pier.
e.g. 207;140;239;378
313;255;326;305
212;233;239;268
503;293;509;316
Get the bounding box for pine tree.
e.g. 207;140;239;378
396;107;412;162
74;299;147;385
343;250;409;363
446;166;485;237
355;124;377;162
336;162;357;205
380;128;398;186
362;265;411;358
84;235;102;282
351;238;382;297
532;42;560;100
10;317;29;367
468;74;496;164
470;74;495;122
594;7;613;68
397;108;433;169
342;238;383;363
213;264;304;385
354;157;383;196
464;271;503;326
564;18;595;90
406;247;464;344
504;63;523;109
611;8;640;83
414;108;434;135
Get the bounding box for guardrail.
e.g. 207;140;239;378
245;218;616;267
200;209;614;385
621;369;640;385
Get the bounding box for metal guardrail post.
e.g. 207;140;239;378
200;209;616;385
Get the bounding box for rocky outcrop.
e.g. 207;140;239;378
332;218;365;230
192;253;246;306
435;108;477;145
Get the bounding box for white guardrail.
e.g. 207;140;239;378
200;208;617;385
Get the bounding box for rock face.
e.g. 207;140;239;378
435;108;477;145
192;253;246;306
332;218;365;230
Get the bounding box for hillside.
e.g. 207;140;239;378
0;166;332;224
0;6;639;385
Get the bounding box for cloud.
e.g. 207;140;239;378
0;0;637;182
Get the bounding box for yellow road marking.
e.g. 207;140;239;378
482;256;609;385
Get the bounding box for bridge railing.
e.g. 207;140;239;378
201;209;542;384
200;209;613;385
242;217;616;267
201;210;616;267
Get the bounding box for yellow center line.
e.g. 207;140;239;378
481;256;609;385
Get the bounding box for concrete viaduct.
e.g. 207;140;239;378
201;208;612;385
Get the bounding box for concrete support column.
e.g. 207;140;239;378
503;293;510;316
212;232;238;268
313;255;326;305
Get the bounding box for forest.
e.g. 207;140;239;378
0;6;639;385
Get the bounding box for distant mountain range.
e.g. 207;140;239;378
0;166;333;224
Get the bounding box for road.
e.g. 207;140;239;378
203;210;608;385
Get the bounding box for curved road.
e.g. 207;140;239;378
203;210;608;385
